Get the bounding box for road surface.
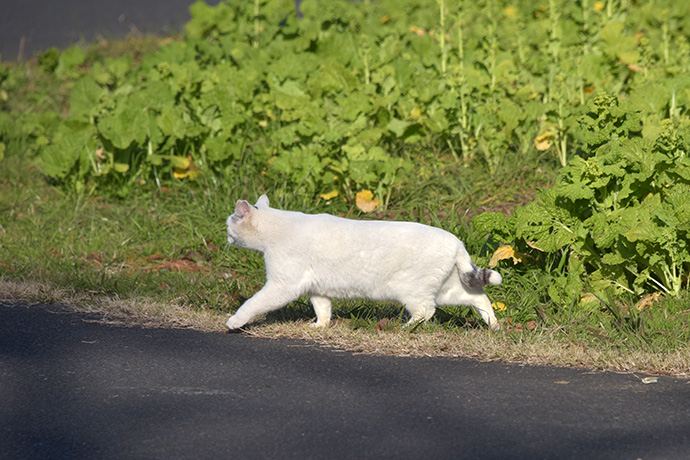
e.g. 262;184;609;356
2;301;689;459
0;0;221;60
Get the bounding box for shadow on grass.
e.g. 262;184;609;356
257;298;488;331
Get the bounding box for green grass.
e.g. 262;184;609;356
2;147;689;375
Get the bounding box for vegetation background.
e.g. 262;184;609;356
1;0;689;375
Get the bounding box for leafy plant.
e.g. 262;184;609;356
474;108;690;298
574;92;642;154
12;0;686;200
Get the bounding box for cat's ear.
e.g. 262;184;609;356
235;200;252;219
256;194;270;208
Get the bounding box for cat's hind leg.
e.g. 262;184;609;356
403;298;437;326
437;273;501;331
226;282;297;330
309;295;332;328
471;293;501;331
441;286;501;331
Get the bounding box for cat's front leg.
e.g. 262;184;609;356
226;282;296;330
403;298;437;326
225;315;247;330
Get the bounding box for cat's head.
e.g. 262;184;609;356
226;195;270;249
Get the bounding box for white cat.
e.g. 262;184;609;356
225;195;502;331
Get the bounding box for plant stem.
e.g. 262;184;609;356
253;0;260;48
455;11;470;161
557;100;567;166
488;23;497;93
662;20;670;66
457;12;464;67
359;34;371;85
549;0;561;63
438;0;447;75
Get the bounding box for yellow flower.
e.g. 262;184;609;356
593;1;605;11
320;190;339;200
409;25;426;37
492;302;507;312
504;6;517;18
489;245;523;267
355;190;381;213
171;155;201;180
534;123;558;151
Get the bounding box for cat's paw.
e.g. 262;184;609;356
309;320;330;329
488;319;502;332
226;315;246;330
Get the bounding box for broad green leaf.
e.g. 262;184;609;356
317;32;358;65
105;55;133;82
139;81;174;111
378;36;403;65
204;136;238;163
55;45;86;79
311;62;359;94
113;162;130;173
157;105;188;138
40;122;96;180
514;191;578;252
70;77;104;121
629;83;669;116
387;117;411;137
98;107;148;150
274;79;306;97
338;91;371;121
471;212;514;242
498;99;522;133
600;252;625;265
624;205;661;243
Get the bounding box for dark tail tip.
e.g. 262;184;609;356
461;265;502;288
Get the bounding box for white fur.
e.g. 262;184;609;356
225;195;502;331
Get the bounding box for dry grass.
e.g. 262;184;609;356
3;278;688;377
245;321;690;377
0;279;227;332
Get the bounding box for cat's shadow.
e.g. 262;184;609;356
256;298;482;330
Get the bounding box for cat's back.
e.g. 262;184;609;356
297;210;458;249
259;205;458;249
258;206;462;294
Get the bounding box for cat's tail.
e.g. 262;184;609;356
455;243;502;289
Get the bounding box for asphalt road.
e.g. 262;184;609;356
2;301;690;459
0;0;222;60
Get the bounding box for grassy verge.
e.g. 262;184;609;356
2;149;688;376
2;31;688;377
